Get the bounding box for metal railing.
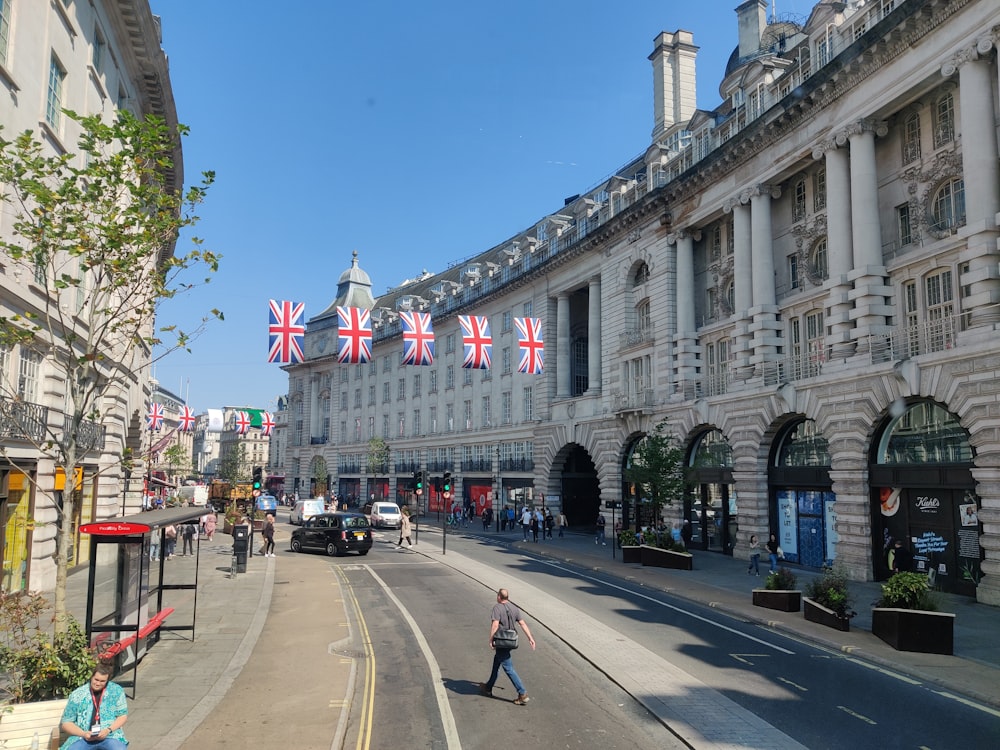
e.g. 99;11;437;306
0;398;48;442
612;390;654;413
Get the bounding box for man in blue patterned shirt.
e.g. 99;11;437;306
60;662;128;749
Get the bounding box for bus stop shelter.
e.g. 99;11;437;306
79;506;207;696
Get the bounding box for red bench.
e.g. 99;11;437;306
100;607;175;657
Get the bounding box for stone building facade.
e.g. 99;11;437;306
283;0;1000;605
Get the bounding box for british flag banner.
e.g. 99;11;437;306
515;317;544;374
177;405;196;432
337;306;372;364
260;411;275;437
400;311;435;366
459;315;492;369
268;299;306;364
234;411;252;435
146;403;165;431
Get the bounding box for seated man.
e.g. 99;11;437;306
60;662;128;749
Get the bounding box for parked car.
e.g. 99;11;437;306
290;513;372;557
290;498;325;525
368;502;403;529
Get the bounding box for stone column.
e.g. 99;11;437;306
845;120;891;351
814;139;855;358
670;230;699;392
556;293;571;398
587;276;602;394
749;185;781;372
725;199;753;377
971;462;1000;606
946;40;1000;327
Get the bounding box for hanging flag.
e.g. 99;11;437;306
515;317;544;374
146;403;165;431
459;315;492;369
268;299;306;364
177;405;196;432
234;411;252;435
400;311;435;366
337;306;372;364
206;408;224;433
260;411;275;437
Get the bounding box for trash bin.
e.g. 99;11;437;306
233;524;249;573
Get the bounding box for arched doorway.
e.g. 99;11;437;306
685;429;735;554
869;401;979;596
553;444;599;527
769;419;834;569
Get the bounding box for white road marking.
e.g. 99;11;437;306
933;691;1000;719
778;676;808;692
837;705;877;725
844;657;922;685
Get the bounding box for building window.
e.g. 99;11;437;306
502;391;512;424
1;0;12;66
446;365;455;389
792;178;806;221
413;373;421;396
502;347;511;374
383;355;391;373
482;396;491;427
726;281;735;312
925;269;954;321
340;392;347;410
17;348;41;402
812;168;826;212
902;113;921;164
382;414;389;439
382;382;390;403
572;339;588;396
368;385;376;406
933;93;954;148
398;414;405;437
502;310;512;332
429;370;438;393
353;389;361;409
637;300;651;332
446;403;454;432
711;226;722;259
397;378;405;400
340;369;348;383
523;300;533;317
789;255;799;289
429;406;437;433
46;56;67;129
811;239;828;280
523;387;533;422
446;333;455;353
92;29;106;74
896;204;912;247
463;400;472;430
464;369;472;386
413;410;421;436
931;179;965;232
634;262;650;286
726;217;734;255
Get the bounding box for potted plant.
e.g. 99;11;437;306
753;566;801;612
872;572;954;655
0;591;97;748
803;566;856;632
618;529;641;563
223;501;242;534
640;529;694;570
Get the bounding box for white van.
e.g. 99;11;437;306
175;486;208;506
290;498;325;525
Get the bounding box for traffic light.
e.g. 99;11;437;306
252;466;263;490
443;471;452;495
414;470;423;495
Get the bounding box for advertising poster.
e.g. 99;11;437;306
776;491;798;561
465;483;493;516
954;490;983;596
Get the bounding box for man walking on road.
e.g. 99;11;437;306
479;588;536;705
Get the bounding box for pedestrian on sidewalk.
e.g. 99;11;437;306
478;587;536;705
766;533;781;573
203;511;217;541
181;522;196;555
681;520;693;548
149;531;160;562
397;508;413;549
521;507;532;541
557;511;567;537
891;538;914;573
164;524;177;559
748;534;761;576
544;509;555;539
60;661;129;749
595;513;607;545
262;513;275;557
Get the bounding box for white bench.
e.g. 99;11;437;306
0;698;66;750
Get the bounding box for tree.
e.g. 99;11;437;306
161;443;191;485
624;419;687;529
0;111;218;628
367;437;390;500
218;443;248;484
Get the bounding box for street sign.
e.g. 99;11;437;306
605;501;622;509
415;489;423;496
442;491;451;500
252;488;262;498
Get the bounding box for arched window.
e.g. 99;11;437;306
633;262;650;287
933;93;955;148
811;239;828;280
689;429;733;468
876;402;972;464
775;420;830;467
725;281;735;312
902;112;921;164
931;178;965;231
792;177;806;221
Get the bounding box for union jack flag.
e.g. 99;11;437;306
234;411;252;435
177;405;196;432
337;306;372;364
459;315;492;370
515;317;544;374
400;311;435;366
260;411;275;437
268;299;306;364
146;403;165;431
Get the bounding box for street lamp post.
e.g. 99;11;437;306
495;444;502;532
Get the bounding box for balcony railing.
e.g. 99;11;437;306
0;398;48;443
461;458;493;472
619;325;654;350
67;416;107;452
612;390;654;413
499;458;534;473
868;316;958;363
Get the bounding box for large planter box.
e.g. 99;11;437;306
803;597;851;632
621;546;642;564
0;697;67;750
871;607;955;655
640;545;693;570
753;589;802;612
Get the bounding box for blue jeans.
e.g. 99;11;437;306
768;552;778;572
65;738;128;750
486;648;525;695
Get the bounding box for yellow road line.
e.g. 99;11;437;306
337;568;375;750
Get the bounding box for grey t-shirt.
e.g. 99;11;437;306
491;601;521;630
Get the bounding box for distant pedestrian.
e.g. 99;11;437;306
520;507;532;541
891;539;913;573
544;510;555;539
671;522;682;546
747;534;761;576
595;513;607;545
149;532;160;562
506;507;516;532
482;507;491;531
203;511;217;542
529;512;539;543
181;522;196;555
262;513;275;557
681;520;693;548
397;509;413;550
557;511;567;538
163;525;177;559
478;587;536;705
766;533;781;573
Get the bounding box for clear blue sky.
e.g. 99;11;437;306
150;0;812;412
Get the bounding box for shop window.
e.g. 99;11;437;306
876;401;972;464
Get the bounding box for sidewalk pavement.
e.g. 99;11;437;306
63;524;1000;749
